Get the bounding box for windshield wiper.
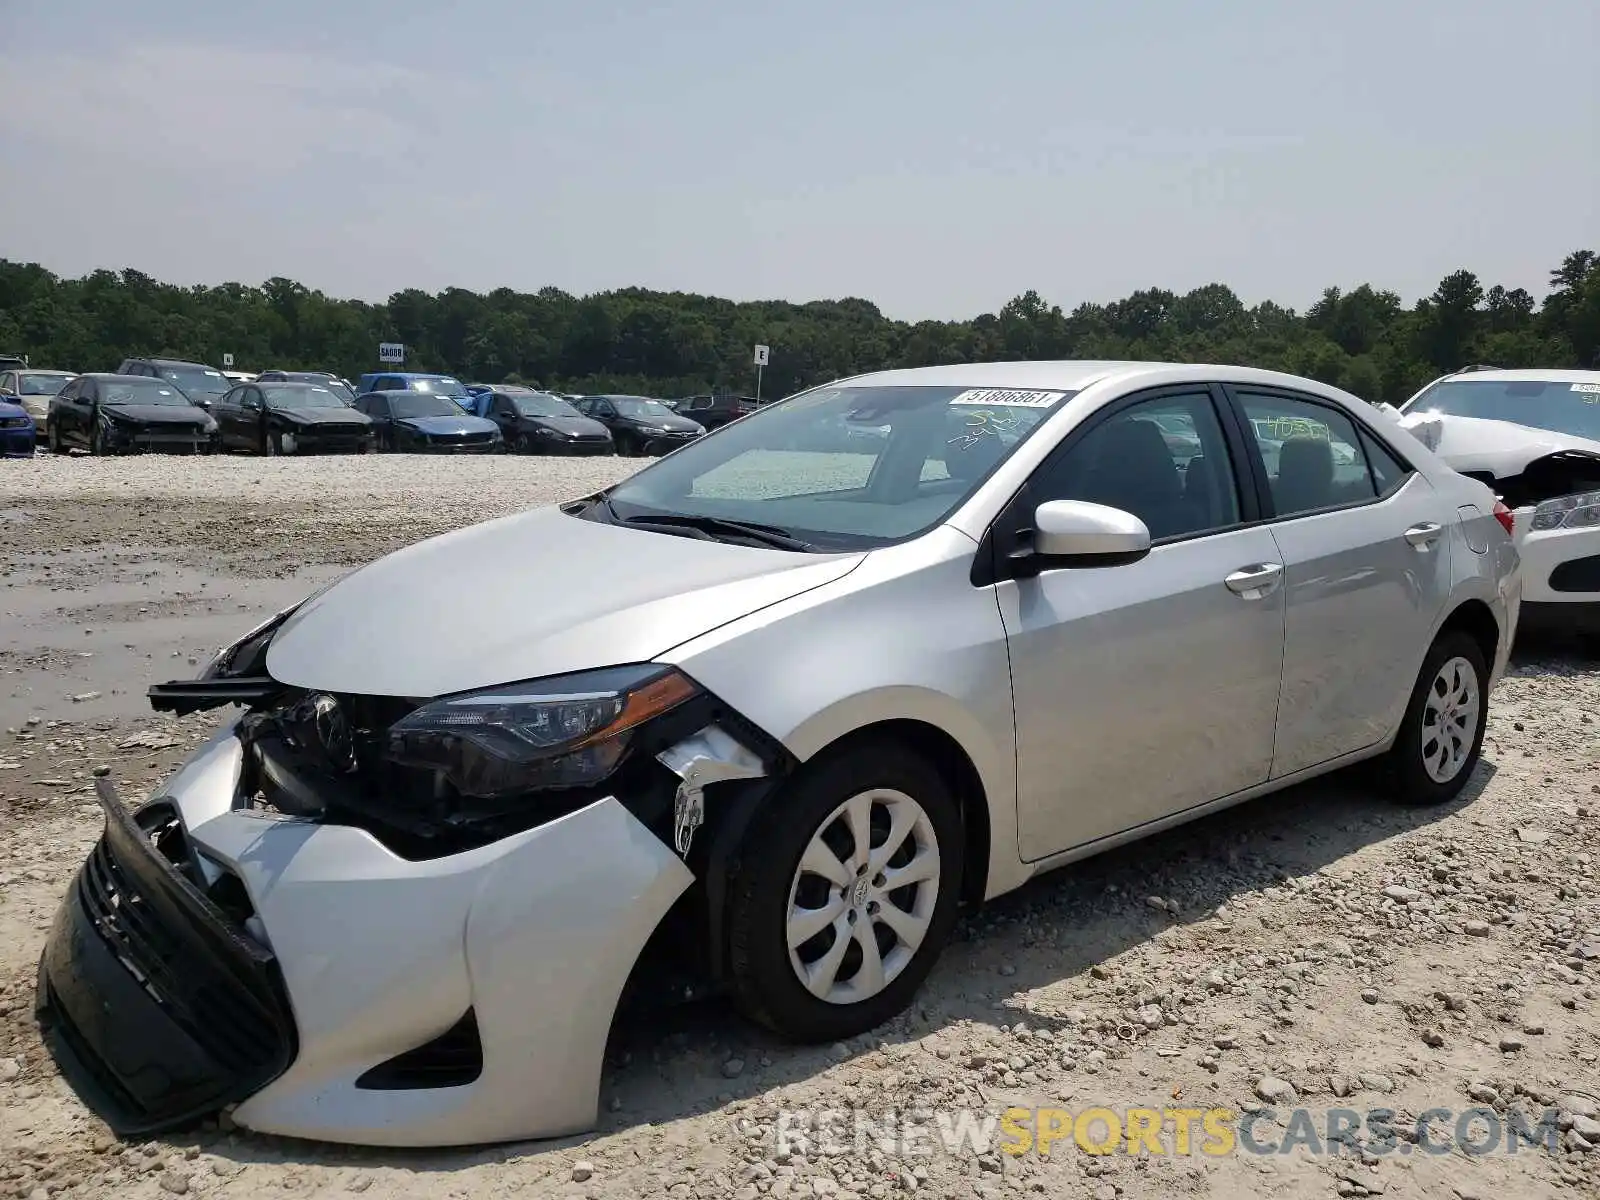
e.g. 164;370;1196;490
621;513;813;551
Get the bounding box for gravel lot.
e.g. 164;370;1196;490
1;453;1598;1200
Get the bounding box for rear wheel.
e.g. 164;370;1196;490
725;738;963;1043
1381;631;1489;806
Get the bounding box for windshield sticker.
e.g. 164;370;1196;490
949;388;1064;408
1571;383;1600;395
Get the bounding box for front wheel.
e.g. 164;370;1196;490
89;423;107;456
1381;630;1489;806
515;432;536;455
47;420;63;455
725;738;963;1043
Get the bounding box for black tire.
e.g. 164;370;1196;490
89;423;106;456
47;421;63;455
725;737;964;1043
262;429;278;456
516;432;535;454
1381;630;1489;806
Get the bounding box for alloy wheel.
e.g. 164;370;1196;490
785;788;940;1006
1420;655;1480;784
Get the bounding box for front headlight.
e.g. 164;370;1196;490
1530;491;1600;531
536;425;561;437
385;664;699;798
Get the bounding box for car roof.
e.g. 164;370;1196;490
86;372;164;382
1430;368;1600;384
838;360;1359;392
21;368;74;376
142;358;212;367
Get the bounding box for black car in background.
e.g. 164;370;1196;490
115;357;232;410
571;394;705;456
212;381;375;455
47;374;216;455
255;370;358;404
352;390;502;453
483;387;615;455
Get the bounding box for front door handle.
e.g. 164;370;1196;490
1224;562;1284;599
1404;522;1443;549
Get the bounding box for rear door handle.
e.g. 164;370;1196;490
1224;562;1284;599
1404;522;1443;549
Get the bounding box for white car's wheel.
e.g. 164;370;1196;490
784;788;940;1006
1383;630;1489;805
727;738;963;1042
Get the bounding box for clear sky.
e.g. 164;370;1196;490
2;0;1595;320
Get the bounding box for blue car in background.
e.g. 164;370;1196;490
351;389;502;453
356;372;479;413
0;396;36;457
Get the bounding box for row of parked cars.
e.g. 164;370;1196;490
0;355;759;459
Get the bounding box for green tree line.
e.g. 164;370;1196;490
1;251;1595;405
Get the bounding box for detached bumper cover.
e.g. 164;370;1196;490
36;721;695;1147
35;781;296;1135
279;428;374;454
105;426;213;451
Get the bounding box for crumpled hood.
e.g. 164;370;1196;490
104;404;209;426
399;414;497;435
1398;411;1600;478
525;415;610;438
267;505;865;697
274;407;373;427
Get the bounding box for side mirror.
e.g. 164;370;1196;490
1024;500;1151;569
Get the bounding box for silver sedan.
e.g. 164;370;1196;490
37;360;1521;1147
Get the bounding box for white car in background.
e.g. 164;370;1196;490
36;361;1519;1148
0;368;76;433
1398;367;1600;638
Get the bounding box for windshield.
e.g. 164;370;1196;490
18;373;73;396
610;397;675;419
279;373;354;402
1406;379;1600;441
602;384;1074;549
103;379;194;406
410;376;469;399
159;365;230;397
391;393;466;420
264;384;346;410
513;392;581;418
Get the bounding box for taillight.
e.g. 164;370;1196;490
1492;501;1515;537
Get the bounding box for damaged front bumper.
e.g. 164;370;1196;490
36;718;710;1147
